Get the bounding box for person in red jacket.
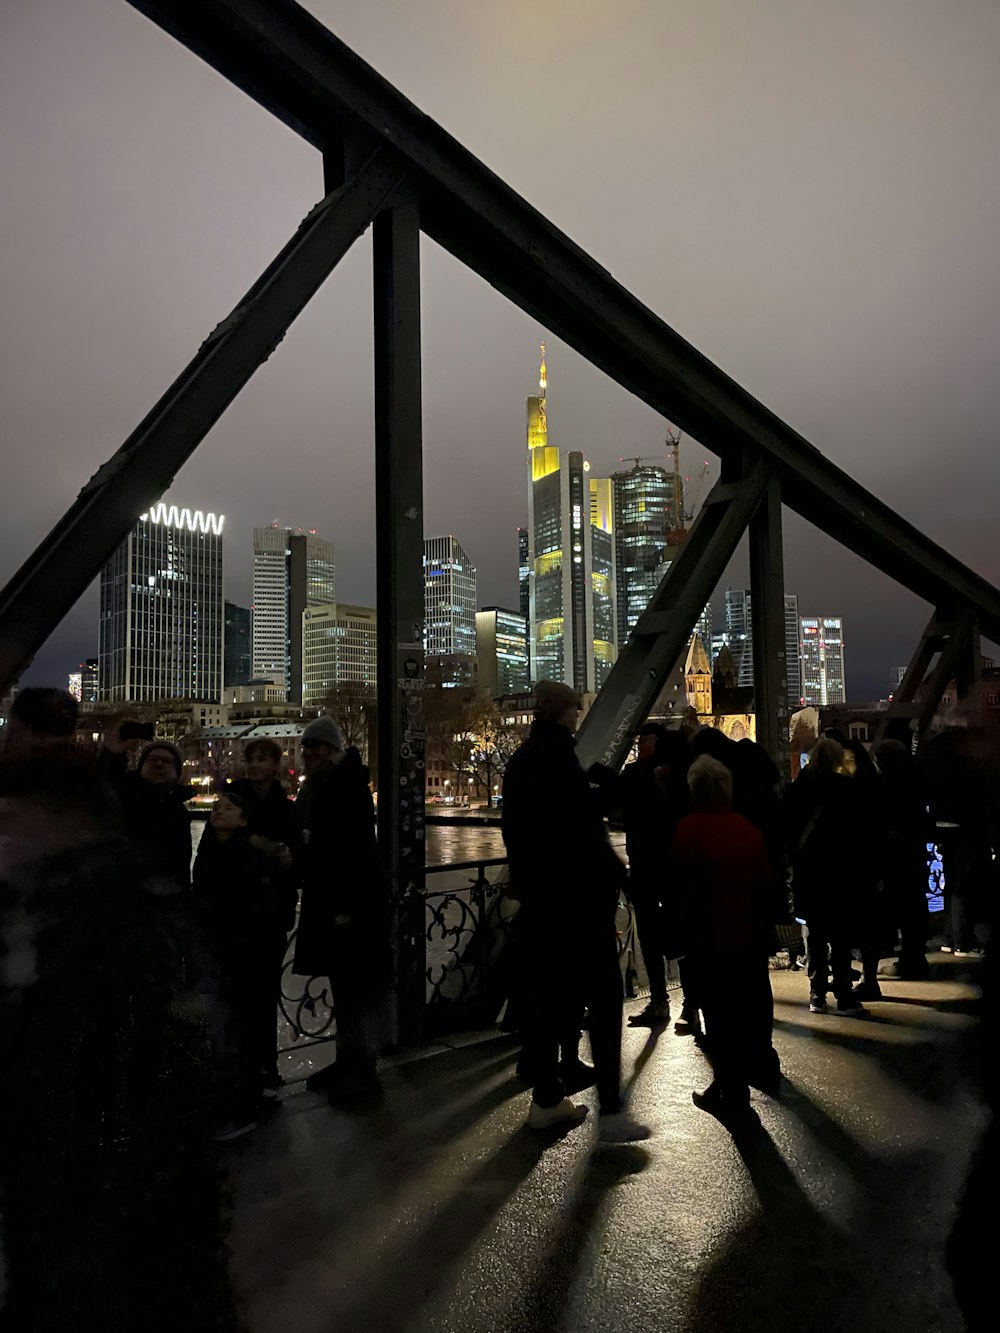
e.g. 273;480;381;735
671;753;776;1117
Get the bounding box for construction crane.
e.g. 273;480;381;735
682;460;711;522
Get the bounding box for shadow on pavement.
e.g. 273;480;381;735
503;1144;652;1333
683;1112;862;1332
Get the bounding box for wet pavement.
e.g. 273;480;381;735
224;956;982;1333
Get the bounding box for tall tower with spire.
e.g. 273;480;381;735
524;345;617;691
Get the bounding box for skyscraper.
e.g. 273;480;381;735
224;601;251;689
611;461;682;646
517;526;531;682
99;504;224;702
251;526;336;702
424;535;477;659
476;607;529;696
68;658;99;704
800;616;846;704
525;346;617;692
724;588;802;701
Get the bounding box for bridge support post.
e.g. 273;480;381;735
373;200;427;1046
876;606;980;745
749;477;789;773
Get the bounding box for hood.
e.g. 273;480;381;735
305;745;371;790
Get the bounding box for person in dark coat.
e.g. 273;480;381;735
194;790;291;1133
0;756;240;1331
292;716;391;1103
874;739;932;980
228;738;299;1090
783;736;879;1016
98;726;194;888
616;724;689;1027
672;755;775;1117
840;738;889;999
501;681;650;1143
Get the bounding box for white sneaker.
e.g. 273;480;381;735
809;999;828;1014
527;1098;589;1131
598;1112;652;1143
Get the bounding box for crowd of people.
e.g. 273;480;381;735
501;681;994;1137
0;688;388;1327
0;680;993;1323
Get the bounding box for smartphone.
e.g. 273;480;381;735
120;720;155;741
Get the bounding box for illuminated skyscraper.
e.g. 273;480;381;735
99;504;224;702
800;615;846;704
224;601;251;689
525;346;617;691
302;602;378;706
611;462;682;646
476;607;529;696
424;535;477;657
725;587;802;702
252;526;336;703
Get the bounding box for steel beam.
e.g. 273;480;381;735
575;459;774;771
749;480;789;769
127;0;1000;642
876;607;980;745
0;149;406;693
373;200;426;1046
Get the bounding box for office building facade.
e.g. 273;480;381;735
424;535;477;659
476;607;530;696
302;602;378;707
252;526;336;703
801;616;846;704
724;587;803;702
99;504;224;702
68;658;99;704
224;601;252;689
611;462;682;646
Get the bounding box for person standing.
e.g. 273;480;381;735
193;790;290;1138
783;737;877;1017
98;726;194;889
292;717;391;1105
229;738;299;1093
617;724;689;1028
501;681;650;1143
671;755;775;1118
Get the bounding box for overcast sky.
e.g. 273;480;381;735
3;0;1000;699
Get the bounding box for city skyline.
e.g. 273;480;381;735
5;2;1000;703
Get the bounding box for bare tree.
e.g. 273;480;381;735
317;680;375;762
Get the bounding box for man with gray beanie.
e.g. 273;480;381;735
502;681;650;1143
293;716;391;1104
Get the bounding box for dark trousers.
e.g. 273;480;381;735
688;949;774;1100
629;873;668;1005
806;926;855;1006
520;915;623;1113
678;955;699;1018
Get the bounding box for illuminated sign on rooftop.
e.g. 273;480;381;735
140;504;225;535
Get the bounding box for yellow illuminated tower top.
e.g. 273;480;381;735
528;341;559;480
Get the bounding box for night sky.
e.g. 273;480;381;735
3;0;1000;700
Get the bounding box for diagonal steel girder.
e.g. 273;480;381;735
127;0;1000;644
575;460;775;771
0;149;407;691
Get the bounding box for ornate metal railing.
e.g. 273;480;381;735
275;855;646;1052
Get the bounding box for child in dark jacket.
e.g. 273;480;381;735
193;792;286;1137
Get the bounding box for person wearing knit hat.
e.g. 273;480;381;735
532;680;583;727
300;716;346;757
138;740;184;781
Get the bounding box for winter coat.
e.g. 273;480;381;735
292;748;390;980
228;777;299;932
782;768;880;929
879;768;932;897
0;837;236;1328
97;750;193;887
617;755;688;877
192;827;290;972
501;719;627;927
670;804;773;954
